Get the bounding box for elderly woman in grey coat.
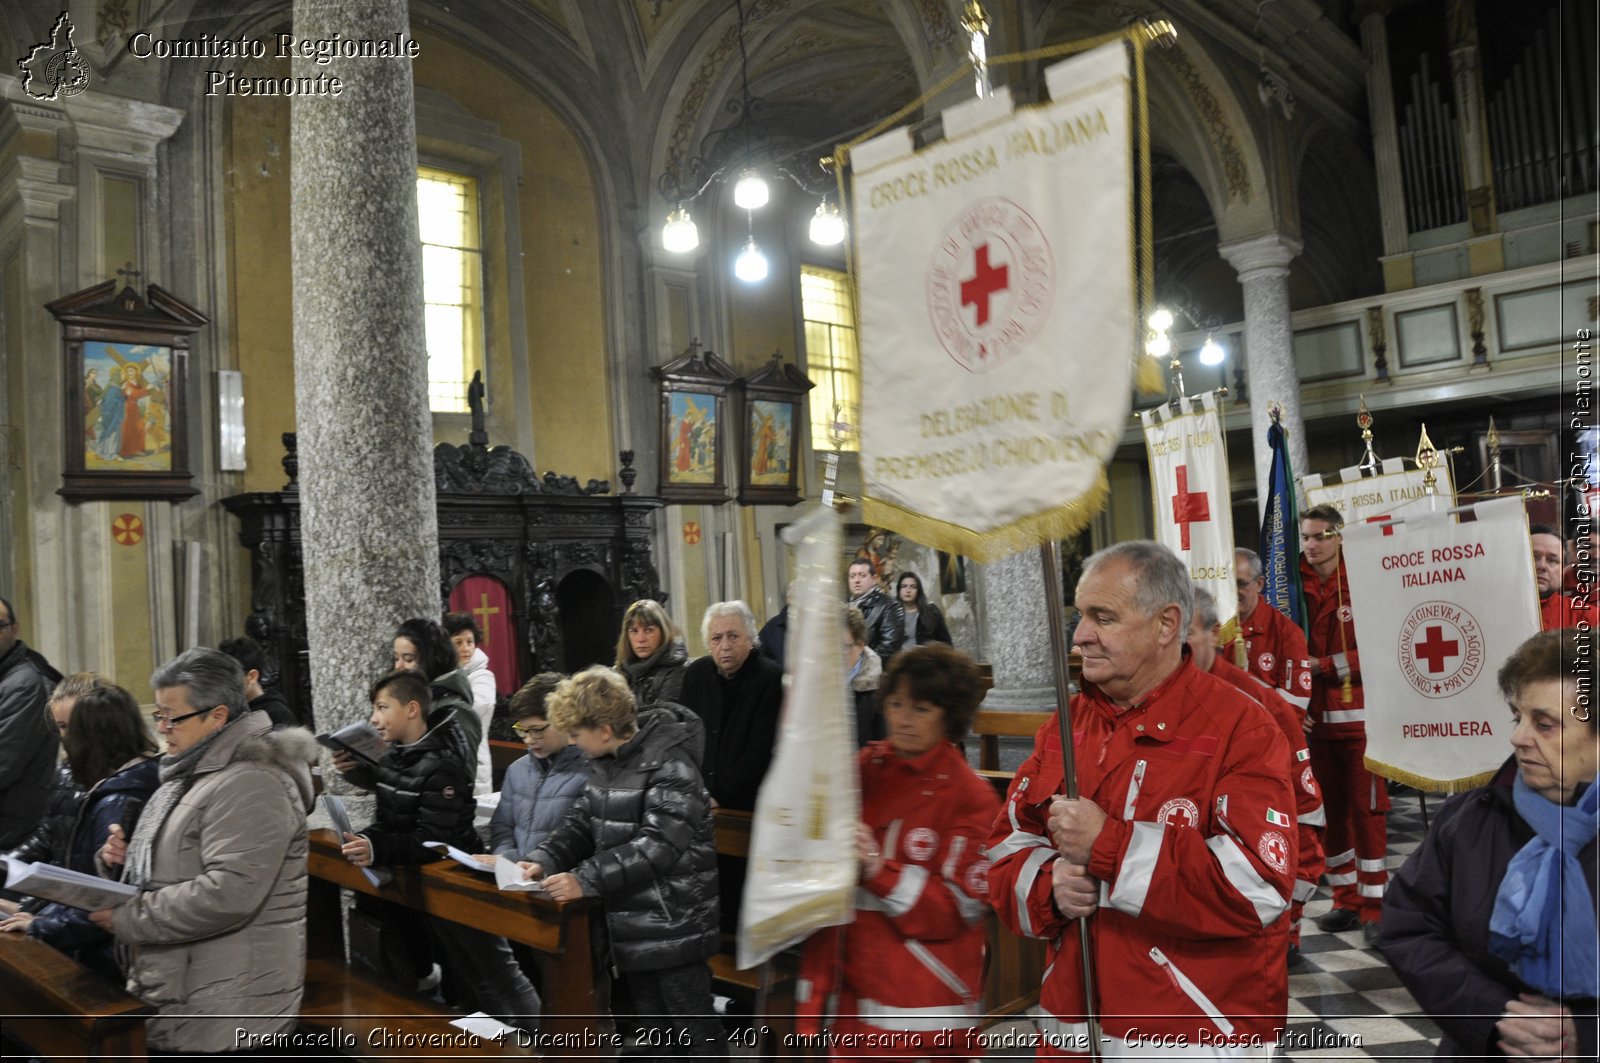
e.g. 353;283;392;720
92;647;316;1055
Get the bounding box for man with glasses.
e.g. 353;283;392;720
485;673;587;863
1226;548;1313;714
0;596;58;850
1299;506;1389;946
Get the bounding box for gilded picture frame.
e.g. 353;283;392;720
653;345;738;504
737;355;813;506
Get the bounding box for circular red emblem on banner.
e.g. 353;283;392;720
926;197;1054;373
1397;600;1485;700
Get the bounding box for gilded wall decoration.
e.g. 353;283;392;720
1158;46;1251;202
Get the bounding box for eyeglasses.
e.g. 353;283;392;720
150;707;211;729
512;722;550;736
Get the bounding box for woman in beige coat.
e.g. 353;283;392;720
93;647;316;1054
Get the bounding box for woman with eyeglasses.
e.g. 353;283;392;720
614;599;688;708
1;683;158;981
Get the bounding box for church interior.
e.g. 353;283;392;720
0;0;1592;1055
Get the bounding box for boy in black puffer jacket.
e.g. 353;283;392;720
522;666;724;1056
335;669;540;1030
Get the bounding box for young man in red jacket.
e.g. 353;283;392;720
1300;504;1388;945
988;542;1295;1056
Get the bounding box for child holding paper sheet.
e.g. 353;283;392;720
333;668;540;1030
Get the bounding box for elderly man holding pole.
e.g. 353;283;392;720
988;541;1296;1057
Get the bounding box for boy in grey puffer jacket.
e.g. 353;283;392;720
488;673;588;859
522;666;724;1057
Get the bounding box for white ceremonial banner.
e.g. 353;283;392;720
854;43;1133;561
1142;392;1239;641
1343;496;1541;790
738;504;859;969
1301;458;1457;526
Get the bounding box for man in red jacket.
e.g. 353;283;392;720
1299;504;1388;945
1190;586;1325;969
988;542;1295;1056
1226;548;1313;714
1533;525;1597;631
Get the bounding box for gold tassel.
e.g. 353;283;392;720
1234;638;1248;669
1341;675;1353;704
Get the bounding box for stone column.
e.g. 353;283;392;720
291;0;439;778
975;550;1058;744
1218;234;1306;522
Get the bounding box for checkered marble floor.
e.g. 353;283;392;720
1277;787;1441;1060
975;786;1445;1060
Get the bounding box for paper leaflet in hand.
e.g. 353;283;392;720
319;794;384;888
494;855;547;893
423;841;495;873
2;858;137;912
315;721;387;764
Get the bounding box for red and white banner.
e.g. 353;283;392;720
738;504;859;969
1301;457;1456;526
1142;392;1238;641
1343;496;1541;790
853;43;1133;561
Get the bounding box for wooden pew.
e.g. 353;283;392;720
710;808;797;1057
969;710;1053;772
489;738;523;792
304;829;601;1058
0;932;151;1061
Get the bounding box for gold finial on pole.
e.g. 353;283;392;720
1416;423;1440;494
1356;395;1379;474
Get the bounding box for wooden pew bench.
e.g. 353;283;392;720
305;828;602;1058
0;932;152;1061
711;808;799;1056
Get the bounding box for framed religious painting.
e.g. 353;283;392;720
49;277;207;502
653;344;737;504
737;354;813;505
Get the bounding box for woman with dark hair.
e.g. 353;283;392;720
389;616;482;773
1381;628;1598;1060
613;599;687;707
442;612;496;795
797;643;999;1059
894;571;952;648
0;683;159;980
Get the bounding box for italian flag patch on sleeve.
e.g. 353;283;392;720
1266;808;1292;827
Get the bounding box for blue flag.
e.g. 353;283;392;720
1259;414;1304;628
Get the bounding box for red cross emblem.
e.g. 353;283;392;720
1414;625;1460;674
682;521;702;545
1171;465;1211;550
960;243;1009;326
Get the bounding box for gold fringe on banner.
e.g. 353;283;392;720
739;885;858;969
1366;757;1497;795
863;472;1111;566
1216;615;1240;650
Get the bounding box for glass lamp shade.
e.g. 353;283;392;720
809;201;846;246
1147;306;1174;333
733;169;770;210
734;237;769;282
1199;335;1225;366
662;208;699;253
1145;333;1172;358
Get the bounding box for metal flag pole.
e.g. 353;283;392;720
1040;538;1102;1059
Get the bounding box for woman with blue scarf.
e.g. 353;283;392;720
1381;628;1597;1060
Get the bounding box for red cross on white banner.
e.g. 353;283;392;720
1171;465;1211;550
1413;625;1460;674
960;243;1009;326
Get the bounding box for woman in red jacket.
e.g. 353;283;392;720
798;643;1000;1060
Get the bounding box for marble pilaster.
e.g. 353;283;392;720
1218;234;1306;522
974;549;1057;717
290;0;438;782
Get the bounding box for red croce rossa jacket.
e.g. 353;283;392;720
1224;596;1314;713
797;739;998;1058
987;656;1296;1056
1301;555;1364;740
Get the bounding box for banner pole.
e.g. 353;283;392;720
1039;539;1102;1059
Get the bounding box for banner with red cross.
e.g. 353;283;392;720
1141;391;1239;645
852;43;1134;561
1301;456;1456;526
1343;496;1540;790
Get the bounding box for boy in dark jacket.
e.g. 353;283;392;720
522;666;724;1056
335;669;540;1029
